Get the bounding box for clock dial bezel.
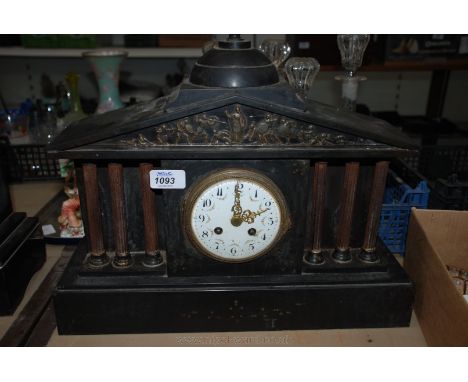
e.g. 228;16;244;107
182;168;291;263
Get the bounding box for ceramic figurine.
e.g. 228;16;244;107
57;159;84;238
58;187;84;238
55;72;87;239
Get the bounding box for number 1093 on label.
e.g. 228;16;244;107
149;169;186;189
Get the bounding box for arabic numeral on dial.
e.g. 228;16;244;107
230;247;237;255
238;183;244;190
250;188;259;200
202;199;212;208
202;230;209;238
249;243;255;250
262;217;275;226
197;214;206;222
262;233;267;241
264;200;272;207
216;187;223;197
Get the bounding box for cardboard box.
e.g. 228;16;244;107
405;209;468;346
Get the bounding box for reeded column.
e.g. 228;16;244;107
139;163;163;267
83;163;109;267
305;162;327;265
360;161;389;263
333;162;360;262
108;163;131;267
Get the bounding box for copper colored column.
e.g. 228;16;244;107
361;161;390;261
312;162;327;252
306;162;327;265
108;163;131;267
333;162;360;262
139;163;163;267
83;163;109;267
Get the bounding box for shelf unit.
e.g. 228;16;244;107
2;47;468;72
1;46;468;120
323;59;468;72
0;47;203;58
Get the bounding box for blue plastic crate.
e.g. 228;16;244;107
379;170;430;255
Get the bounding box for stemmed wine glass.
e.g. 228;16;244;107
335;34;370;112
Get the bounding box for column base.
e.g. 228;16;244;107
85;253;110;269
332;248;352;263
303;250;325;265
112;253;133;268
359;249;380;263
142;250;164;268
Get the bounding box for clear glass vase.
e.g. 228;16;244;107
284;57;320;100
259;39;291;68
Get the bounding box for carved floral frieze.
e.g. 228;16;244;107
119;104;375;147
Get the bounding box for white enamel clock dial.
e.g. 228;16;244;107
183;169;290;263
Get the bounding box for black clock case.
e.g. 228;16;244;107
55;239;413;334
48;68;418;334
52;156;414;335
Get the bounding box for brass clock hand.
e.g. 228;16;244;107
241;208;270;224
230;182;243;227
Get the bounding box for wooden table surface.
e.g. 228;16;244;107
2;180;428;346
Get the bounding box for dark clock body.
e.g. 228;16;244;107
76;158;378;277
163;159;308;276
49;36;416;335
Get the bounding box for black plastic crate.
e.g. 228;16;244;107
399;150;468;211
403;155;420;172
428;175;468;210
8;144;61;182
416;145;468;181
391;158;426;189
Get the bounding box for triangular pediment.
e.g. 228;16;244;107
98;103;380;149
48;82;417;157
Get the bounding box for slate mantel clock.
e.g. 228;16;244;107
49;35;416;335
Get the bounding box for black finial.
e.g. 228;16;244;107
219;35;251;49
